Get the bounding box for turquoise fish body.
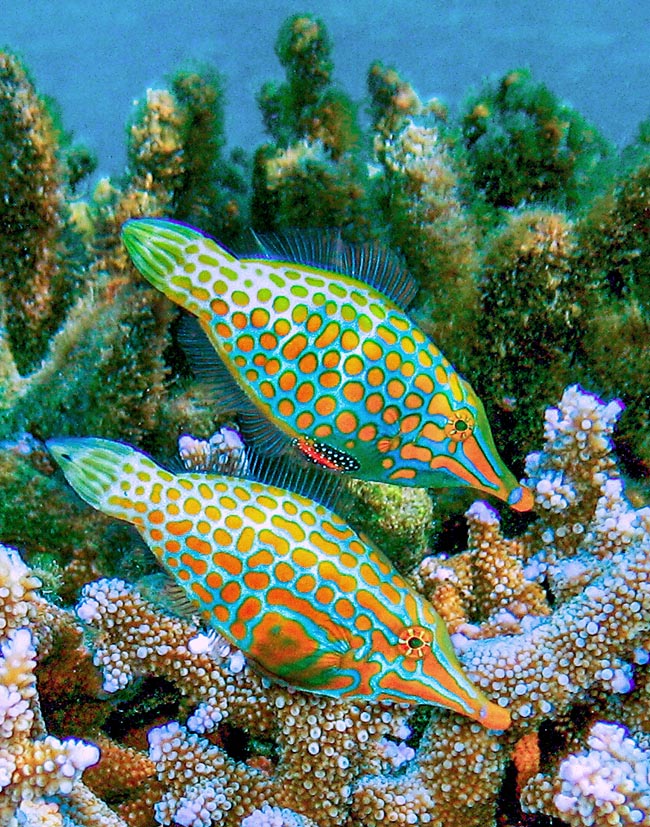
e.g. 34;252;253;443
122;219;533;512
49;437;510;730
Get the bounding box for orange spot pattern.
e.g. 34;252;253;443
120;229;518;707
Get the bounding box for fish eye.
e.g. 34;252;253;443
398;625;433;659
445;411;475;442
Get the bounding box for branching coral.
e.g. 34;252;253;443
0;52;80;376
0;544;120;827
460;67;611;210
252;13;370;234
522;721;650;826
0;385;634;827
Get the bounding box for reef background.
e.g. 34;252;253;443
5;1;649;177
2;11;650;827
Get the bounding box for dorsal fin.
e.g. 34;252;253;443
178;314;293;456
247;229;418;309
236;446;351;517
168;421;350;517
137;573;202;621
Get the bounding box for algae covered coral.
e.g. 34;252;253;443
2;10;650;827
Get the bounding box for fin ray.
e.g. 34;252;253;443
246;229;418;308
178;315;293;456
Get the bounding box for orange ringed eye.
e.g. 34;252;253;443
398;625;432;658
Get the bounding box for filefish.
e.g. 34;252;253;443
122;218;533;512
48;437;510;730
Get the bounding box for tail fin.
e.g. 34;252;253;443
122;218;236;316
47;437;150;519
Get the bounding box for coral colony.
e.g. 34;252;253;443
2;11;650;827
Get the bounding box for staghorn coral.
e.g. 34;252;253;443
471;210;583;459
0;385;636;827
252;14;370;235
416;499;550;637
0;51;249;570
0;52;83;376
0;544;123;827
522;721;650;826
460;67;611;211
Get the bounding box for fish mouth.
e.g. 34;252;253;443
474;700;512;731
507;484;535;512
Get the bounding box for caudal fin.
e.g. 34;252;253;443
47;437;146;517
122;218;236;316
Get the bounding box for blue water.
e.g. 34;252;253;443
3;1;649;178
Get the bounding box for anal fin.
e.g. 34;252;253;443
178;314;293;456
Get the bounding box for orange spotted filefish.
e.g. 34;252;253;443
48;437;511;729
121;218;533;512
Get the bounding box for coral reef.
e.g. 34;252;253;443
0;544;123;826
2;10;650;827
460;67;612;211
251;14;370;234
4;385;650;826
